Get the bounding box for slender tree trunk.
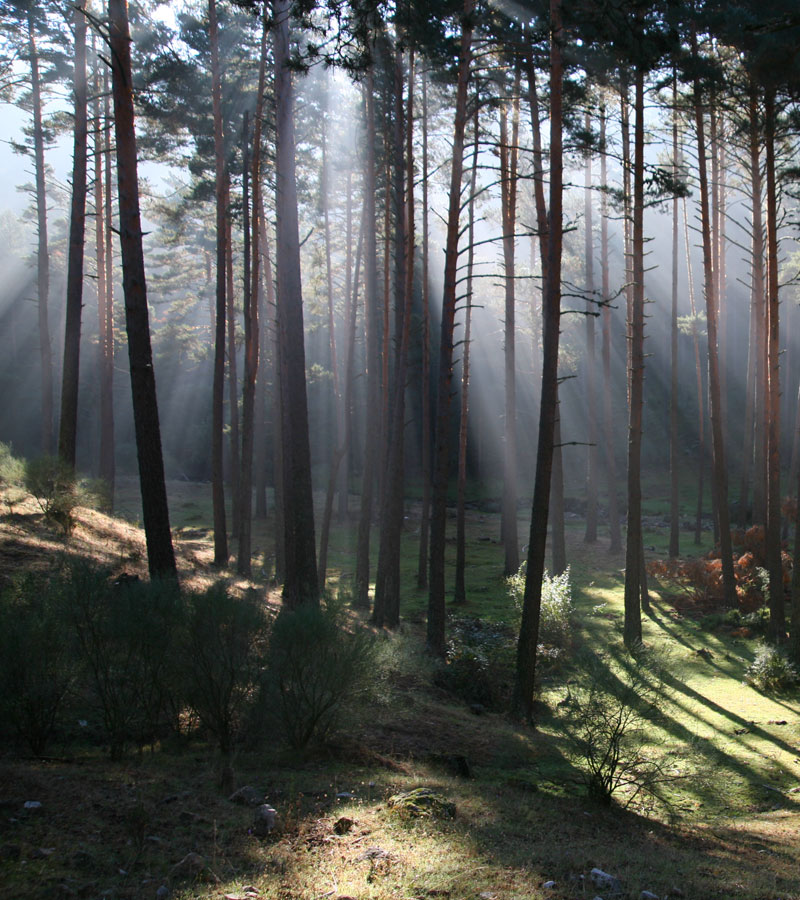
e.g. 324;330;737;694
764;87;785;642
750;80;767;527
512;0;563;721
500;72;520;576
669;77;680;558
683;196;705;546
58;0;88;468
93;36;107;486
274;0;318;607
209;0;228;566
238;15;267;573
417;70;432;589
109;0;177;581
600;104;621;553
374;49;414;629
691;27;736;608
28;9;53;456
225;202;241;528
428;0;474;655
624;65;646;647
101;63;115;503
584;110;598;544
551;404;567;575
354;69;380;609
454;104;479;605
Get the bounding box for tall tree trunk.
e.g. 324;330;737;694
28;8;53;455
417;69;432;589
691;27;736;608
750;79;767;527
764;87;785;642
225;202;241;529
454;104;479;605
551;404;567;575
238;17;268;574
428;0;475;655
512;0;563;721
669;77;680;558
683;196;705;546
374;49;414;629
93;34;107;484
583;110;598;544
100;62;115;503
500;70;521;576
354;68;380;609
209;0;228;566
109;0;177;581
623;65;646;648
274;0;318;607
599;104;621;553
58;0;88;468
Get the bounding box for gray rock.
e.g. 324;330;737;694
641;892;659;900
336;791;356;800
253;804;278;837
229;785;264;807
356;847;390;862
23;800;42;810
156;885;169;899
591;868;623;895
543;882;557;890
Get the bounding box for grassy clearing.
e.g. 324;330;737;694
1;471;800;900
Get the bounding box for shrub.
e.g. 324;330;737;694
508;564;574;648
438;616;515;709
64;561;184;757
181;583;268;773
24;455;79;535
0;442;24;487
558;650;673;808
744;643;800;693
264;599;375;749
0;573;77;755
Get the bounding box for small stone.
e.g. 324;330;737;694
336;791;356;801
543;881;557;890
156;886;169;899
253;804;278;837
334;816;354;835
356;847;389;862
229;785;264;807
30;846;55;859
479;893;496;899
591;868;623;896
641;892;659;900
23;801;42;810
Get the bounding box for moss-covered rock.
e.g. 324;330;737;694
387;787;456;820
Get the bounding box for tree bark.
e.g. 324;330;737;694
238;16;268;576
209;0;228;566
273;0;318;607
764;87;785;642
669;76;680;558
428;0;475;655
583;110;598;544
108;0;177;581
28;8;53;456
100;61;115;503
691;26;736;608
58;0;88;469
512;0;563;721
454;104;479;605
599;104;621;553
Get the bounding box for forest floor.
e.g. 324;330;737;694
1;478;800;900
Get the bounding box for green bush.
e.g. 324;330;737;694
508;564;574;648
0;573;77;755
744;643;800;693
0;442;24;487
24;455;79;535
264;600;375;749
181;583;268;769
438;617;515;709
64;562;184;757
